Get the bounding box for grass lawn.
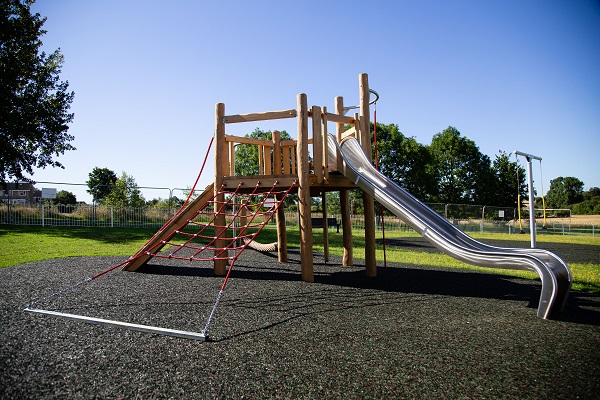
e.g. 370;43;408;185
0;225;157;268
1;224;599;293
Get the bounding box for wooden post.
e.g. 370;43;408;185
322;191;329;263
359;73;377;278
229;141;235;175
273;131;288;262
297;93;314;282
321;106;329;181
276;195;287;262
272;130;282;174
214;103;228;276
312;105;323;183
336;96;353;266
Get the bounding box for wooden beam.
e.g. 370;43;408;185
312;105;323;184
336;95;353;267
219;175;298;193
297;93;314;283
225;135;274;147
359;73;376;278
321;106;329;181
324;112;355;125
229;141;235;176
280;139;297;147
322;192;329;263
276;193;287;262
308;173;357;190
214;103;228;276
223;108;297;124
272;130;282;175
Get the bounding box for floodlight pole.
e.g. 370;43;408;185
514;150;542;248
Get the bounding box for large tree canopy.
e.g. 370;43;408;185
373;122;435;201
428;126;493;204
103;172;145;208
491;151;527;207
86;167;117;203
546;176;584;209
0;0;75;184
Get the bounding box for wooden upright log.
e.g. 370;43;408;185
312;105;323;184
321;106;329;181
322;191;329;263
276;194;287;262
272;131;288;262
336;96;353;267
214;103;228;276
297;93;314;282
359;73;377;278
272;130;282;174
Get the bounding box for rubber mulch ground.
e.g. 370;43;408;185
1;240;599;399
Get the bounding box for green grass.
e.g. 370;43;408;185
1;224;599;293
0;225;157;268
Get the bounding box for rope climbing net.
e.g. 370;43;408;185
25;136;297;341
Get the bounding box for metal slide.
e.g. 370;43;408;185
328;134;571;319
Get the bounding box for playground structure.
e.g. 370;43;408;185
122;73;380;283
25;73;572;341
120;72;571;320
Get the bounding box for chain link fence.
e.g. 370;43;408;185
1;201;596;237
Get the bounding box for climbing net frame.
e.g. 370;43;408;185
24;148;296;341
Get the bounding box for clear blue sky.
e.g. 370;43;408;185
29;0;600;203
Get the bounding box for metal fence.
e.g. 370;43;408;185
1;203;596;237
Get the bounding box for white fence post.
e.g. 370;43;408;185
41;204;45;227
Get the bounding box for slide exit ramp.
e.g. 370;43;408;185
328;135;571;319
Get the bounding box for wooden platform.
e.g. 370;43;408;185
219;172;357;196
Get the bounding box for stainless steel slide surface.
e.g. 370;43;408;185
328;135;571;319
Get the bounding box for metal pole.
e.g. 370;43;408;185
481;205;485;233
525;156;536;248
514;150;542;249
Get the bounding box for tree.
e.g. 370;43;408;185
53;189;76;205
86;167;117;203
103;172;145;208
0;0;75;184
546;176;584;209
428;126;493;204
373;122;435;201
491;151;527;207
147;196;184;210
572;187;600;215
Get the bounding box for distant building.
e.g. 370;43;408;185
0;182;42;204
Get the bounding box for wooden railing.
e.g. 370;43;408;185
219;106;361;180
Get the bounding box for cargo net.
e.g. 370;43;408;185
141;180;294;268
25;179;296;339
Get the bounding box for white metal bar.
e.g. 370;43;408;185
514;150;542;161
24;308;207;341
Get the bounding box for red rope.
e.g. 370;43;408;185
219;180;296;291
91;179;296;283
91;137;217;280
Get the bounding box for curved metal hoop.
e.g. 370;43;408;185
343;89;379;111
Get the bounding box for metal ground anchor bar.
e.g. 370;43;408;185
24;308;207;341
